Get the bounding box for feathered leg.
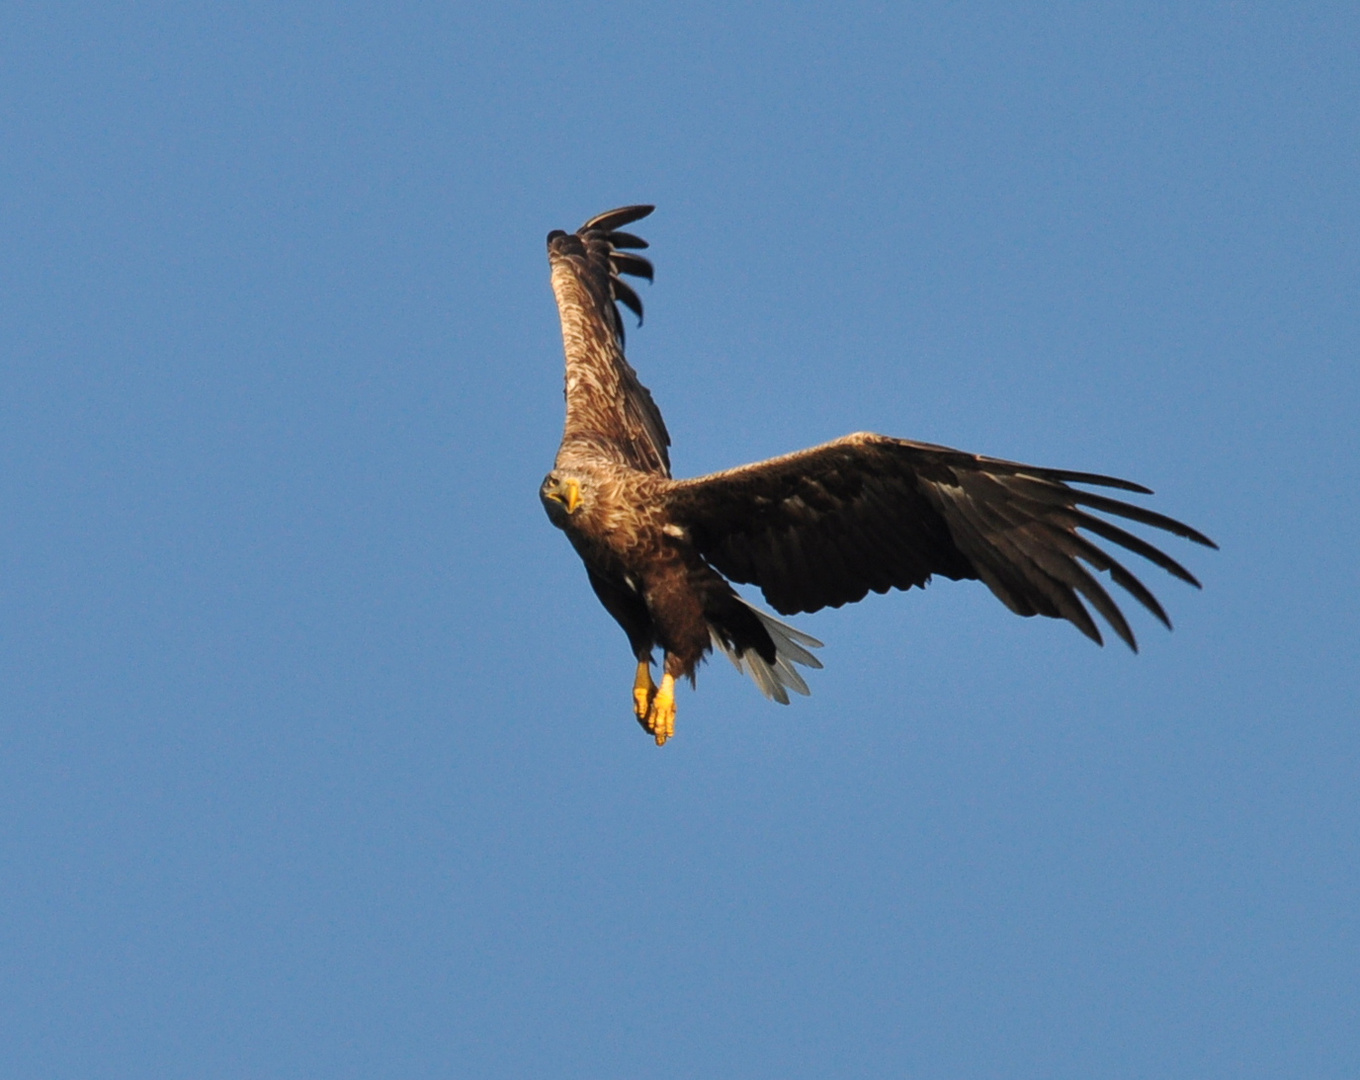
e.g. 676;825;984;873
636;565;716;746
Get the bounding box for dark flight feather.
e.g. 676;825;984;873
581;204;656;232
609;251;655;280
611;277;646;325
607;232;650;250
665;432;1214;646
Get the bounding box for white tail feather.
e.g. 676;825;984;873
709;600;824;705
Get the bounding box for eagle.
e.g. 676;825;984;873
541;205;1214;745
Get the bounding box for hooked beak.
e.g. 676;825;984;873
551;477;582;514
563;478;582;514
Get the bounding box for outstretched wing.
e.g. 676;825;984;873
547;205;670;475
666;433;1216;650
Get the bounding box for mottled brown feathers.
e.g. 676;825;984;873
547;206;670;475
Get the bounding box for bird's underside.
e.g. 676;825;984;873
541;205;1215;745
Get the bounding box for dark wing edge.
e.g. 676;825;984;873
553;204;656;347
665;433;1215;651
547;205;671;474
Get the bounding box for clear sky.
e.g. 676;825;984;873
2;4;1356;1078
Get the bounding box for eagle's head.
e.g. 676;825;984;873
539;471;586;528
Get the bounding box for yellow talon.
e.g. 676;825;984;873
632;660;656;721
646;674;677;746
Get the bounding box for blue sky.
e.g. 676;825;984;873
1;3;1356;1077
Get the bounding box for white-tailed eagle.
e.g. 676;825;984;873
541;206;1214;745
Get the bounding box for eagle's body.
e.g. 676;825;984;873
541;206;1214;744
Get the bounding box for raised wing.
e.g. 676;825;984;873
547;205;670;475
666;433;1216;650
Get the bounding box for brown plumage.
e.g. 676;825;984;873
540;205;1215;745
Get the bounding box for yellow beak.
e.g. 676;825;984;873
559;478;583;514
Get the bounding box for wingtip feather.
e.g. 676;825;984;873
581;204;655;233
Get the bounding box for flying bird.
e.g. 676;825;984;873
541;205;1214;745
